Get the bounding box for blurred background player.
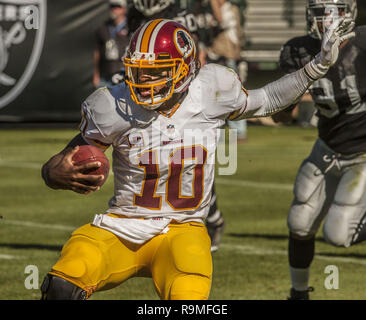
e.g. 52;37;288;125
188;0;248;251
128;0;196;34
208;0;248;143
278;0;365;300
126;0;227;252
93;0;129;88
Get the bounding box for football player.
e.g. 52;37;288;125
279;0;365;300
120;0;227;252
111;0;200;82
40;18;351;299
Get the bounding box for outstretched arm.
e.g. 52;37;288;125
41;134;104;195
239;15;355;119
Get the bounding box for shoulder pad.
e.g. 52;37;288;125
197;63;240;91
83;87;123;138
194;63;246;119
84;84;156;137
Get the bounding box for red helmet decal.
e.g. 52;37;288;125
174;29;194;58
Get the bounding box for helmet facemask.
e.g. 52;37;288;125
124;52;189;110
306;0;357;40
124;19;198;111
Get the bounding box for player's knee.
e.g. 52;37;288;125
171;230;212;277
40;274;87;300
323;228;350;247
287;203;317;239
323;207;350;247
169;274;211;300
51;237;103;284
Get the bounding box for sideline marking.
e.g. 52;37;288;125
0;254;23;260
2;219;75;231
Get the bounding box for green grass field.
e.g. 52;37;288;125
0;125;365;300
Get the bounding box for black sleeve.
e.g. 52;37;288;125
95;25;105;48
279;35;320;74
355;25;366;51
279;41;299;74
278;37;313;113
127;6;147;35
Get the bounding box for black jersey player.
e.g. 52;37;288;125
128;0;199;35
279;0;365;300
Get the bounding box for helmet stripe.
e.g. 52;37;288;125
135;21;151;52
148;20;172;53
140;19;164;52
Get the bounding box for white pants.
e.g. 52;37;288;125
288;139;366;247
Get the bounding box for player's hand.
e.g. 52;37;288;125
317;12;355;68
42;146;104;195
305;11;355;80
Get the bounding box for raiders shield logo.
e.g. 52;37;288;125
0;0;46;109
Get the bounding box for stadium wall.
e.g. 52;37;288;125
0;0;108;122
0;0;365;122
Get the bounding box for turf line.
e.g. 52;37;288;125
2;219;366;266
1;219;75;231
0;254;23;260
0;160;293;191
0;161;42;169
216;178;293;191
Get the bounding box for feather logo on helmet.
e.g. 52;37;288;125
174;29;194;58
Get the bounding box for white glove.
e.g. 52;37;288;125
305;13;355;80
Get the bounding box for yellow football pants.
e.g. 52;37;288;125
49;221;212;300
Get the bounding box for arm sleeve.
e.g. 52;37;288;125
237;67;313;119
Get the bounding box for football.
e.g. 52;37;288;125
72;144;110;186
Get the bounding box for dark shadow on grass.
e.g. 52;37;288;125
316;251;366;259
227;232;326;243
0;122;78;129
0;243;62;251
227;233;366;260
30;138;72;144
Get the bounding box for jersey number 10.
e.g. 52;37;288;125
134;145;208;211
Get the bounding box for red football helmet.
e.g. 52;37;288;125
124;19;198;110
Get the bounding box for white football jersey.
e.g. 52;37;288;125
80;64;247;225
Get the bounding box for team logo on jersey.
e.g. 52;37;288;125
0;0;47;109
174;28;194;58
128;132;145;147
162;124;183;145
166;124;176;139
